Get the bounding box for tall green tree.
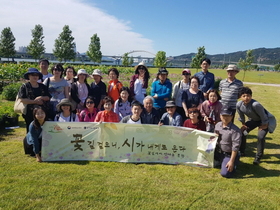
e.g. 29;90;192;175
154;51;167;67
190;46;206;72
122;53;129;67
53;25;76;62
129;56;134;66
0;27;16;61
238;49;255;81
27;24;45;61
86;33;102;63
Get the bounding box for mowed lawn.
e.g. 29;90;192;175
0;70;279;209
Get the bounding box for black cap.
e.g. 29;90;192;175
220;106;233;115
158;67;168;75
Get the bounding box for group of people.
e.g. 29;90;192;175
19;58;273;179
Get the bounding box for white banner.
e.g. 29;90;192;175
42;122;218;167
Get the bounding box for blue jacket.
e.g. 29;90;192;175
150;79;172;108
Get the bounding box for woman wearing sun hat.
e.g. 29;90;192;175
70;69;91;111
18;68;51;132
90;69;107;110
130;62;150;104
54;98;79;122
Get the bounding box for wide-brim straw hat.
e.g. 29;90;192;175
56;98;76;111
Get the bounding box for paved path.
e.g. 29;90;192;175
243;82;280;87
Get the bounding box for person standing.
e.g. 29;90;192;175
71;69;91;111
38;59;52;83
107;68;123;103
214;106;242;178
219;64;243;120
18;68;51;132
182;76;204;118
236;87;269;165
43;64;69;120
90;69;107;110
194;58;215;98
150;67;172;117
172;69;191;121
130;62;150;104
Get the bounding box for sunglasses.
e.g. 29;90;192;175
189;111;198;114
138;67;145;70
30;74;39;76
86;101;94;104
54;68;63;72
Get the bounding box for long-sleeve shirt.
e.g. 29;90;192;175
79;108;99;122
194;71;215;93
172;80;190;107
114;100;132;120
94;110;119;123
236;99;268;125
150;79;172;108
214;122;242;153
200;100;223;122
183;119;206;131
26;121;43;154
141;108;160;124
108;79;123;103
160;112;182;126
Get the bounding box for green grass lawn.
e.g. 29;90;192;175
0;82;279;209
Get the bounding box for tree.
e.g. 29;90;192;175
0;27;16;61
53;25;76;62
122;53;129;67
154;51;167;67
27;24;45;61
238;49;254;81
190;46;206;72
86;33;102;64
274;64;280;72
129;56;134;66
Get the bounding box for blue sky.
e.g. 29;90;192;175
0;0;279;57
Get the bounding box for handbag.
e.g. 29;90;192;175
14;94;27;115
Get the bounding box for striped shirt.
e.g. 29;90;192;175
219;78;243;109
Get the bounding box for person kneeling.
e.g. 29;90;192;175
120;101;143;124
214;106;241;178
24;106;48;162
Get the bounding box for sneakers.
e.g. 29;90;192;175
253;157;261;165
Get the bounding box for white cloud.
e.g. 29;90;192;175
0;0;155;56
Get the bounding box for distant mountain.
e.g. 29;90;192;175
171;47;280;66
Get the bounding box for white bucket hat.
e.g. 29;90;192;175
77;69;89;77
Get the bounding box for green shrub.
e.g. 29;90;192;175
2;82;23;101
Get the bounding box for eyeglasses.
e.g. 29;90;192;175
189;111;198;114
86;101;94;104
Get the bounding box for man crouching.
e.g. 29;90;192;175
214;106;241;178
